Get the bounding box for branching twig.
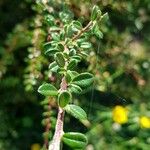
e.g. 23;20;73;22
72;21;93;41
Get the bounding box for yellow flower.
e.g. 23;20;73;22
140;116;150;128
31;143;41;150
113;105;128;124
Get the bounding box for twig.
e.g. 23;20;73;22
72;21;93;41
48;77;67;150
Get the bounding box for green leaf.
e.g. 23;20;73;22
38;83;58;96
80;42;92;49
91;5;101;21
58;91;72;108
51;33;60;41
50;26;60;31
45;14;55;25
57;43;64;51
79;51;88;58
93;24;103;39
68;84;82;94
101;12;109;21
67;70;79;80
72;72;94;87
54;52;65;67
72;21;82;31
65;104;87;120
62;132;87;149
67;59;77;70
45;48;59;56
69;49;76;56
49;61;59;72
71;55;81;62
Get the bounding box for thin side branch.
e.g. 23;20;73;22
72;21;93;41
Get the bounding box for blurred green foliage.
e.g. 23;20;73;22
0;0;150;150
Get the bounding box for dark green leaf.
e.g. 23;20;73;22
38;83;58;96
93;24;103;39
54;52;65;67
67;70;79;80
67;59;77;70
69;49;76;56
62;132;87;149
58;91;72;108
68;84;82;94
65;104;87;120
49;61;59;72
72;72;94;87
91;5;101;21
45;48;59;56
72;55;81;62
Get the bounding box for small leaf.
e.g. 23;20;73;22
67;59;77;70
93;24;103;39
91;5;101;21
67;70;79;80
51;32;60;41
65;104;87;120
72;21;82;31
80;42;92;49
102;12;109;21
62;132;87;149
57;43;64;51
69;49;76;56
45;48;59;56
38;83;58;96
54;52;65;67
45;14;55;25
72;72;94;87
49;61;59;72
58;91;72;108
71;55;81;62
50;26;60;31
68;84;82;94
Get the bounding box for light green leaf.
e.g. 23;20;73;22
80;42;92;49
58;91;72;108
38;83;58;96
72;72;94;87
65;104;87;120
62;132;87;149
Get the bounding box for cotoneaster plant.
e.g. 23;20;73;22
37;4;108;150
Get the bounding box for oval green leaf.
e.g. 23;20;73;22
58;91;72;108
38;83;58;96
62;132;87;149
80;42;92;49
65;104;87;120
91;5;101;21
54;52;65;67
72;72;94;87
67;59;77;70
49;61;59;72
68;84;82;94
